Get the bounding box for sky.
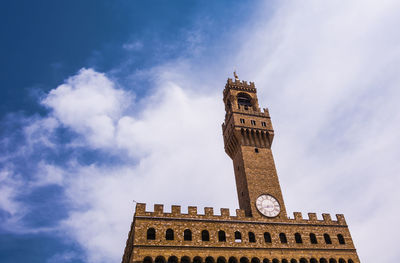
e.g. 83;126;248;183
0;1;400;262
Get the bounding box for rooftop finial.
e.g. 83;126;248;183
233;70;239;80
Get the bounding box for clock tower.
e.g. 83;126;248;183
222;73;287;220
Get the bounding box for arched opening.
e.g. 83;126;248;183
310;259;317;263
217;257;227;263
147;228;156;240
168;256;178;263
144;257;153;263
218;230;226;242
290;259;297;263
251;258;260;263
248;232;256;243
329;259;336;263
166;229;174;240
279;233;287;243
237;93;252;108
181;257;190;263
205;257;214;263
240;257;249;263
324;234;332;244
338;259;345;263
295;233;302;243
337;234;345;244
194;257;202;263
347;260;354;263
263;259;270;263
155;256;166;263
264;232;272;243
184;229;192;241
282;259;288;263
202;230;210;241
272;259;279;263
235;231;242;242
310;233;317;244
229;257;238;263
300;259;308;263
319;259;327;263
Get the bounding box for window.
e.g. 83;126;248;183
168;257;178;263
240;118;245;124
240;258;249;263
147;228;156;240
144;257;153;263
264;232;272;243
217;257;227;263
329;259;336;263
282;260;288;263
337;234;345;244
324;233;332;244
295;233;302;243
184;229;192;241
229;257;238;263
299;259;308;263
279;233;287;243
202;230;210;241
310;259;317;263
261;122;266;127
218;230;226;242
193;257;202;263
237;93;252;107
290;260;297;263
254;148;259;153
155;257;166;263
234;231;242;242
248;232;256;243
272;259;279;263
338;259;346;263
309;233;317;244
251;258;260;263
166;229;174;240
251;120;256;125
206;257;215;263
320;259;328;263
181;257;190;263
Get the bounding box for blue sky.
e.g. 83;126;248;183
1;1;400;263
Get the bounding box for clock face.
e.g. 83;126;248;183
256;194;280;217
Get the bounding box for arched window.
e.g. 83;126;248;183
347;260;354;263
290;259;297;263
237;93;252;108
337;234;345;244
235;231;242;242
310;259;317;263
324;234;332;244
166;229;174;240
310;233;317;244
249;232;256;243
251;258;260;263
194;257;202;263
206;257;215;263
279;233;287;243
217;257;227;263
218;230;226;242
147;228;156;240
329;259;336;263
263;259;270;263
272;259;279;263
338;259;345;263
168;257;178;263
264;232;272;243
295;233;302;243
181;257;190;263
319;259;328;263
300;259;308;263
282;259;288;263
229;257;238;263
183;229;192;241
155;256;166;263
144;257;153;263
240;257;249;263
202;230;210;241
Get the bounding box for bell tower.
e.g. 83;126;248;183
222;73;287;220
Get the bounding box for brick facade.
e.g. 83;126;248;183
122;77;360;263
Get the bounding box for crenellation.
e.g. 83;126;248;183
293;212;303;220
135;203;146;215
336;214;346;224
308;213;318;221
235;209;245;218
154;204;164;214
188;206;197;216
322;213;332;223
204;207;214;216
220;208;230;218
171;205;181;215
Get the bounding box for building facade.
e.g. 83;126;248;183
122;76;360;263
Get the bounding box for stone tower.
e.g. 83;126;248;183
121;75;361;263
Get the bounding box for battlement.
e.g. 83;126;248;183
134;203;347;226
224;78;257;95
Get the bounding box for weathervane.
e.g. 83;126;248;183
233;70;239;80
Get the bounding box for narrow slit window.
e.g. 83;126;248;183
261;122;266;127
251;120;256;125
240;118;245;124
